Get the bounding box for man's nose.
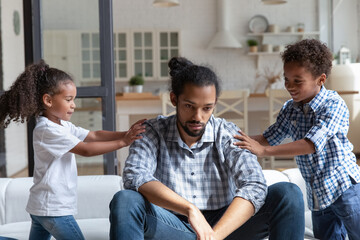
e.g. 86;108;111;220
192;108;202;121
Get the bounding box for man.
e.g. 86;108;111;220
109;57;305;240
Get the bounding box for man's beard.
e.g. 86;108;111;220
177;117;206;137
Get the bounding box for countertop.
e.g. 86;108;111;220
115;91;359;101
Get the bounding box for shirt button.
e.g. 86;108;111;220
191;172;194;175
193;195;196;198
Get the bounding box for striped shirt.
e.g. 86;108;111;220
123;115;267;213
264;86;360;210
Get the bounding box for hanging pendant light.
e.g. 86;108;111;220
153;0;179;7
262;0;287;4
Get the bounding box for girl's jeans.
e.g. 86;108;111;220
109;182;305;240
29;214;85;240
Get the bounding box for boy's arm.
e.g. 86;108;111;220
234;131;315;157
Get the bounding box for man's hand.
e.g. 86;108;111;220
187;205;217;240
233;130;266;157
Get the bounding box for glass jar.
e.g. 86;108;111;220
297;23;305;32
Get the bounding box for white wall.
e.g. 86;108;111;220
112;0;319;91
1;0;27;176
333;0;359;62
42;0;320;91
41;0;360;91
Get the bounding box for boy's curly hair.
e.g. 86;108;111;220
0;59;73;128
281;39;333;78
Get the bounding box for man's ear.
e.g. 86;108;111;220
42;94;52;108
318;73;326;86
170;91;177;107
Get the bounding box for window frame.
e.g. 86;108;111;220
24;0;118;175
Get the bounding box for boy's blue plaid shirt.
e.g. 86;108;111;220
264;86;360;210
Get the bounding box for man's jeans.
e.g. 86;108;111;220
29;215;85;240
312;180;360;240
109;182;305;240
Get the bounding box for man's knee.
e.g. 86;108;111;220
268;182;304;210
109;189;146;214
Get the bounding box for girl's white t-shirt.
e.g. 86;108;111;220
26;116;89;216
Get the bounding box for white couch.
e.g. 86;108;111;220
0;169;315;240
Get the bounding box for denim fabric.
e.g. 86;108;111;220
109;182;305;240
29;215;85;240
312;181;360;240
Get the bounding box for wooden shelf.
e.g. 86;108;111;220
116;92;160;100
247;31;320;69
247;31;320;37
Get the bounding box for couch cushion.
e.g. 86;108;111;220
0;178;11;225
0;221;30;240
4;178;32;224
76;175;122;219
262;169;289;186
0;218;110;240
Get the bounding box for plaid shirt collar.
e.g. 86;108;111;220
292;86;327;114
165;115;215;146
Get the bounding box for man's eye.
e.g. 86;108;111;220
185;104;192;108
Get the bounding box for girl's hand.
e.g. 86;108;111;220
123;119;146;146
233;130;266;157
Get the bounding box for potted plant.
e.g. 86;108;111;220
247;39;258;53
129;75;144;93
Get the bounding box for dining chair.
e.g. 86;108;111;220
214;89;250;134
261;88;297;169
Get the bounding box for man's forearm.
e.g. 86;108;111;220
213;197;255;239
138;181;194;216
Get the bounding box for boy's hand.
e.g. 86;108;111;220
123;119;146;146
233;130;266;157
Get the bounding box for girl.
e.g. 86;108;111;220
0;59;146;240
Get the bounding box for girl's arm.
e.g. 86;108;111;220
234;130;315;157
84;119;146;142
70;119;146;157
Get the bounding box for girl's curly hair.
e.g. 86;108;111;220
281;39;333;78
0;59;73;128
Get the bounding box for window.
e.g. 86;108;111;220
83;30;180;82
81;32;101;80
159;32;179;78
133;31;154;78
113;32;129;80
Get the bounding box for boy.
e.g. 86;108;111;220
235;39;360;240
